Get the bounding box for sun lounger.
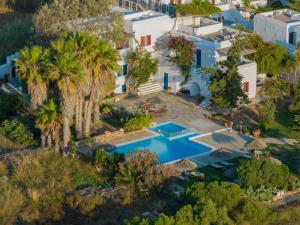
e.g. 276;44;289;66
210;163;225;169
220;161;234;166
188;171;205;178
242;154;253;159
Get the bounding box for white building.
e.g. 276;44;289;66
171;16;257;104
0;54;19;82
254;9;300;53
113;7;177;94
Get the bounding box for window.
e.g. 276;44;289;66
140;35;151;47
117;72;122;77
140;36;145;47
146;35;151;45
123;64;128;75
243;82;249;92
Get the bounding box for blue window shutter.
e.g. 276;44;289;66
117;72;122;77
123;64;128;75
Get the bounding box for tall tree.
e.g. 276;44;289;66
16;46;49;110
48;39;84;147
126;48;158;94
36;99;61;151
209;40;248;112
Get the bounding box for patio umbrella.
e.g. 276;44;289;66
209;147;233;161
175;159;198;171
245;138;267;150
245;137;267;158
265;157;282;166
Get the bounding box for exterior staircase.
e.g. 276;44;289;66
191;67;213;109
137;80;162;95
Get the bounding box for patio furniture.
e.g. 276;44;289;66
150;107;167;115
188;171;205;178
210;163;225;169
241;154;253;159
220;161;234;166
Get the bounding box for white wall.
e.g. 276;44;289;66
0;54;18;81
238;61;257;98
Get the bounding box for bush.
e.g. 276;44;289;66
237;159;296;190
100;104;114;114
0;92;25;121
13;151;103;223
0;161;8;177
123;113;152;132
186;181;243;210
242;185;274;201
0;182;24;225
0;119;34;146
242;201;270;224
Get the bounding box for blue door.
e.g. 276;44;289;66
121;84;126;93
163;73;168;90
196;49;201;68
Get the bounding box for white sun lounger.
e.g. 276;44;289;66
220;161;234;166
188;171;205;178
210;163;225;169
242;154;253;159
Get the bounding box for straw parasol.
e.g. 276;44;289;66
209;147;233;161
245;138;267;150
245;137;267;158
265;156;282;165
175;159;198;171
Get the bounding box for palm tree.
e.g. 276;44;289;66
16;46;49;109
83;38;119;136
48;39;84;148
36;100;61;151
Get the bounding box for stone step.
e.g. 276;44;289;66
138;81;162;95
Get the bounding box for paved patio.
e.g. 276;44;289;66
191;130;252;167
116;92;224;134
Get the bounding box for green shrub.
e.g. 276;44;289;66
198;95;205;104
237;159;296;190
0;161;8;177
242;185;274;201
0;119;34;146
0;182;25;225
123;113;152;132
242;201;270;224
13;151;103;223
186;181;243;210
100;104;113;114
0;92;25;121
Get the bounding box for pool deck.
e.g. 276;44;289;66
109;92;253;166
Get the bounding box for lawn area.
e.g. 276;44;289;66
263;102;300;139
268;144;300;174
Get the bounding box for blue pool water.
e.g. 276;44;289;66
116;122;212;163
150;122;191;138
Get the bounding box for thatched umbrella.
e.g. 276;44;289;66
175;159;198;171
245;137;267;158
209;147;233;161
265;157;282;165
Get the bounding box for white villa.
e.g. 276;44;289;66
254;9;300;53
172;16;257;106
0;4;258;109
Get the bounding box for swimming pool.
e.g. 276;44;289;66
115;122;212;163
